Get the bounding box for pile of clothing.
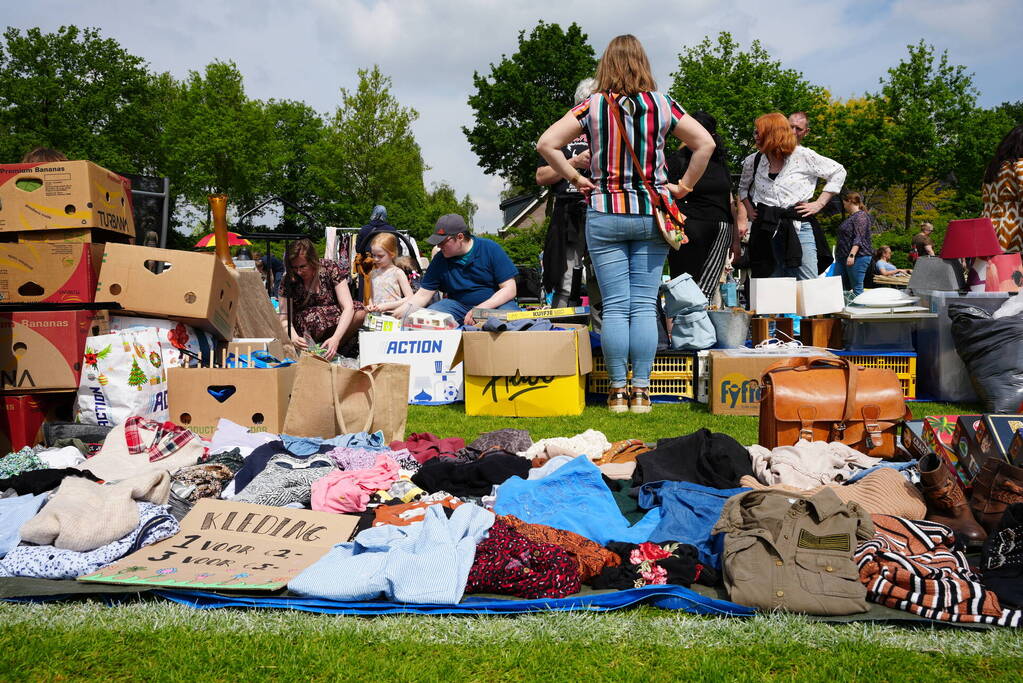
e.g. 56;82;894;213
1;419;1021;626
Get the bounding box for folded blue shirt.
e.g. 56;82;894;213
494;455;662;545
281;430;387;457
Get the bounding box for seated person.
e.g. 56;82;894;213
874;246;910;275
394;214;517;326
279;238;365;360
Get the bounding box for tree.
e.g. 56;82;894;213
463;21;597;192
0;26;163;172
258;99;326;232
812;97;887;199
307;66;427;234
127;357;147;391
870;41;979;230
160;61;272;219
669;32;827;171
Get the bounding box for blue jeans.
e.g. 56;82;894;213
585;208;669;389
771;221;817;280
833;253;872;295
428;297;518;324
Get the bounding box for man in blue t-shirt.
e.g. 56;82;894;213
394;214;518;326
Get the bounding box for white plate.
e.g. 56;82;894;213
851;297;919;308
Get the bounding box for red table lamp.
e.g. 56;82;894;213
940;218;1002;259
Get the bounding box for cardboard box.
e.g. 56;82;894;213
0;161;134;237
359;330;463;404
901;420;929;460
977;414;1023;466
97;244;239;340
952;415;985;482
0;309;107;393
79;499;358;591
750;277;797;314
709;348;836;416
796;276;844;316
1007;429;1023;468
457;324;591;417
17;228;134;244
168;365;297;436
0;243;103;304
0;393;75;452
226;338;286;363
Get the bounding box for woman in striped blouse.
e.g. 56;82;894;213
537;34;714;414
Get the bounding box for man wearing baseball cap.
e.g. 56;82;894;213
394;214;518;326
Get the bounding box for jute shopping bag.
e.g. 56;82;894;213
283;355;409;442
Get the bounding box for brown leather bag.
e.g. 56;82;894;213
759;356;911;458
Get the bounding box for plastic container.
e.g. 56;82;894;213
915;290;1009;401
841;319;917;351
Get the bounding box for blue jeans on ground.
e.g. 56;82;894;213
585;208;669;389
428;298;518;324
833;253;872;295
771;221;817;280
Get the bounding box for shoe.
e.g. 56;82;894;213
597;439;651;465
629;388;652;414
918;452;987;547
970;459;1023;534
607;388;629;414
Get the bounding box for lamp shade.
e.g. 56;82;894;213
940;218;1003;259
908;256;965;292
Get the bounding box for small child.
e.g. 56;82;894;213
365;233;414;312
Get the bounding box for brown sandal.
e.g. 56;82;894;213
607;388;629;414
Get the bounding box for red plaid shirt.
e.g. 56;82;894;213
123;416;201;462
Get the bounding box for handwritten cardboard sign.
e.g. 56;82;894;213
78;499;358;591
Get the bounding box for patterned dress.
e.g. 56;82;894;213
982;159;1023;253
281;259;355;342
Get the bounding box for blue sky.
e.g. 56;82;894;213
6;0;1021;231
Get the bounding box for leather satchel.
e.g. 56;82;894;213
759;356;911;458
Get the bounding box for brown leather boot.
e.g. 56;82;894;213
970;458;1023;535
918;452;987;547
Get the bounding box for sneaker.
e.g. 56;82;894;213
607;388;629;414
629;388;652;414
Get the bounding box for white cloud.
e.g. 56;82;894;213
5;0;1020;230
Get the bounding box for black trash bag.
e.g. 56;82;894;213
949;302;1023;412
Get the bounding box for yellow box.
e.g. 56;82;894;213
457;324;591;417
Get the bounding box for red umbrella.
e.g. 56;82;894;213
194;231;251;248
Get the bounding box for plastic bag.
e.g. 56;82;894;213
75;328;169;427
949;303;1023;412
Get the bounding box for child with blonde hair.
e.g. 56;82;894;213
365;232;414;312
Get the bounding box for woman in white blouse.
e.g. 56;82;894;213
739;113;846;280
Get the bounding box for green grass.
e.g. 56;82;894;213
3;398;1020;681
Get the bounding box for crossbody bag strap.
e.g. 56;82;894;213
748;152;763;199
604;92;681;227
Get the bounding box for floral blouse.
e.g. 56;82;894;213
281;259;352;342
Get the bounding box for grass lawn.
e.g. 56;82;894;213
4;399;1023;681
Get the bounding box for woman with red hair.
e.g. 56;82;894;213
739;112;845;280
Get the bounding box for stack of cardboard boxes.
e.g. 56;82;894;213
0;160;262;448
0;161;137;450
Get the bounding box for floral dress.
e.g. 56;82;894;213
281;259;358;342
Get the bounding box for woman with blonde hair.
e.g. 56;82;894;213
739;112;846;280
537;34;715;414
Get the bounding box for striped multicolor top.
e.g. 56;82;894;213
571;91;686;215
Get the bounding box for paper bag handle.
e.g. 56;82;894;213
330;364;377;436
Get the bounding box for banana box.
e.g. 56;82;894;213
0;243;103;303
0;161;135;238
